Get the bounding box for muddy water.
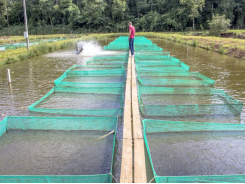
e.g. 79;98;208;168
0;37;123;180
0;130;113;175
0;38;116;119
1;36;245;181
147;131;245;176
150;38;245;124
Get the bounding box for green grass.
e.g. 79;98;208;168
0;33;127;66
137;32;245;59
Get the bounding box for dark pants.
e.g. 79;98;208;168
129;38;134;55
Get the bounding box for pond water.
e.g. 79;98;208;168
1;36;245;182
151;38;245;124
147;131;245;176
0;129;113;175
0;37;123;181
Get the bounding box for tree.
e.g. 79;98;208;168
207;14;231;36
180;0;205;30
40;0;55;28
0;0;7;27
81;0;107;29
112;0;126;21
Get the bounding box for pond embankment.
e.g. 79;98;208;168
138;32;245;60
0;33;125;66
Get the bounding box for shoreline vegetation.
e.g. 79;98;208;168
0;33;123;66
1;32;245;66
140;32;245;60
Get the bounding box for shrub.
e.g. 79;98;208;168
219;45;227;54
207;14;231;36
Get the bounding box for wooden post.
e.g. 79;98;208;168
6;69;11;83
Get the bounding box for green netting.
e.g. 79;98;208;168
86;60;128;65
67;65;125;71
137;72;215;87
103;36;163;51
135;62;188;69
54;69;126;87
135;57;180;63
90;55;128;61
0;38;67;51
143;119;245;183
135;53;170;60
29;86;124;116
0;116;117;183
138;86;243;117
136;62;190;72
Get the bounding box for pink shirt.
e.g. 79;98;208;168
129;26;135;38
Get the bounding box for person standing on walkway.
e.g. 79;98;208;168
128;22;135;57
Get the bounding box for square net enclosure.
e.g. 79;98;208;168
29;86;124;116
86;59;128;66
54;69;126;88
137;72;215;87
135;57;180;65
139;86;243;117
143;119;245;183
67;65;125;71
0;116;118;183
136;63;190;72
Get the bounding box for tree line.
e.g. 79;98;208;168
0;0;245;35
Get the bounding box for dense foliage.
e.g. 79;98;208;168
0;0;245;35
208;14;231;36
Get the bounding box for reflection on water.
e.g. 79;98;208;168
0;130;113;175
147;131;245;176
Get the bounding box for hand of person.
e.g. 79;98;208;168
128;37;130;41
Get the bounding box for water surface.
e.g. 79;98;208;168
0;130;113;175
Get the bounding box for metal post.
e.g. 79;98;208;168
6;69;11;83
23;0;29;51
187;45;189;53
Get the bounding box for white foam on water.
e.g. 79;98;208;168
44;40;124;59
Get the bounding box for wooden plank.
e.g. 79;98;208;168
123;78;132;139
131;57;143;139
120;52;133;182
134;139;147;183
120;138;133;183
127;57;132;79
131;56;147;183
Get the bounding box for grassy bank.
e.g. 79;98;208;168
2;32;243;66
0;33;127;66
138;32;245;60
0;34;79;45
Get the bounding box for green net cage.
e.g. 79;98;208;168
143;119;245;183
137;72;215;87
86;60;128;66
135;56;180;64
28;86;124;116
0;116;117;183
67;65;125;71
54;68;126;88
139;86;243;117
136;63;190;72
90;55;128;61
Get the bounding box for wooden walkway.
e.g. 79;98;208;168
120;53;147;183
